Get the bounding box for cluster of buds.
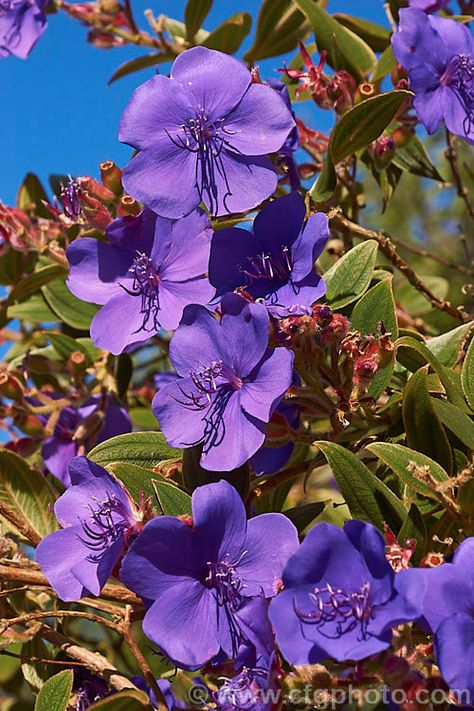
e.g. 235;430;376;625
61;0;134;48
281;43;357;115
385;525;417;572
340;325;394;395
0;202;62;254
276;304;350;352
59;175;117;229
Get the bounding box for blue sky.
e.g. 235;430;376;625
2;0;387;205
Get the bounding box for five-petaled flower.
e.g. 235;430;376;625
119;46;295;218
66;207;214;354
269;520;424;665
416;538;474;695
36;456;144;601
392;9;474;144
209;193;329;318
0;0;47;59
120;480;299;669
152;295;294;471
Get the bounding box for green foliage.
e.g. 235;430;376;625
34;670;73;711
88;432;182;468
324;240;378;308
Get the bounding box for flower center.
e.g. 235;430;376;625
78;493;131;563
443;53;474;135
166;107;240;214
205;556;245;609
122;252;161;333
216;666;268;710
294;582;374;640
61;178;82;219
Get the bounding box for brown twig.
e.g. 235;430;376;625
445;129;474;222
330;211;472;323
0;561;141;605
0;503;42;546
389;235;474;277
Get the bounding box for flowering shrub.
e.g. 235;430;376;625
1;0;474;710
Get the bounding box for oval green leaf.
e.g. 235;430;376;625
34;670;73;711
89;432;182;468
324;240;378;309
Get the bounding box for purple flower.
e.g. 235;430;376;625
119;46;295;218
208;193;329;318
119;480;299;669
416;538;474;695
408;0;450;12
0;0;47;59
41;394;131;486
152;296;294;471
268;521;424;665
66;207;214;354
36;456;143;601
392;9;474;143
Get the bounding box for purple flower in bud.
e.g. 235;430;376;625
416;538;474;695
61;177;82;220
152;296;294;471
209;193;329;318
119;46;295;218
66;208;214;354
392;9;474;143
40;393;131;486
269;521;425;665
0;0;47;59
120;480;298;669
36;456;143;601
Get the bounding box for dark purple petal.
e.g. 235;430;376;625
290;211;329;282
97;398;132;443
171;46;250;118
238;513;299;597
269;588;327;665
224;83;295;155
240;348;294;423
119;74;195;150
267;272;326;317
209;227;259;296
253;192;305;254
106;208;157;253
66;238;132;305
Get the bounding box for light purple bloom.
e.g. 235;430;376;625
41;394;131;486
269;521;424;665
119;46;295;218
152;296;294;471
392;9;474;143
408;0;450;12
120;480;299;669
0;0;47;59
66;207;214;354
208;193;329;317
416;538;474;694
36;456;142;601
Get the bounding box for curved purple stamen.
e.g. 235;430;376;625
443;53;474;135
121;251;161;333
216;665;268;710
78;493;131;563
294;581;374;641
165;108;242;215
204;551;248;656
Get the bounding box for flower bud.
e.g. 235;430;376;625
118;194;142;216
372;136;396;170
391;125;415;148
100;160;123;196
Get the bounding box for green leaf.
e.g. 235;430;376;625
8;264;67;304
372;45;396;83
393;134;445;182
88;690;153;710
106;462;159;505
89;432;182;468
431;398;474;450
0;450;58;542
185;0;212;39
367;442;450;500
398;503;427;565
129;407;158;430
397;276;449;317
283;502;325;532
244;0;310;63
403;368;452;473
310;90;412;202
292;0;376;80
44;332;92;362
108;52;175;84
462;334;474;411
17;173;50;219
333;13;390;52
350;276;398;398
152;478;193;516
395;336;468;411
427;322;474;368
34;670;73;711
324;240;378;309
315;442;384;530
202;12;251;54
42;279;99;330
7;294;58;323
